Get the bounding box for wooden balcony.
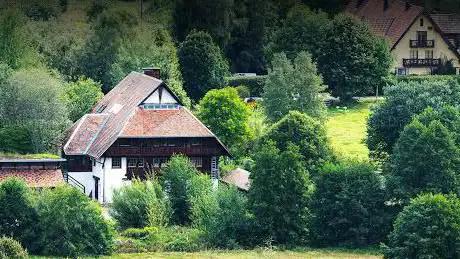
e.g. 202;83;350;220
410;40;435;48
403;58;441;67
104;146;224;157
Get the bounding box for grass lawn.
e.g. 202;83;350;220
32;248;382;258
326;99;381;160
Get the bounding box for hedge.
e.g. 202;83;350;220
225;75;267;96
395;75;460;84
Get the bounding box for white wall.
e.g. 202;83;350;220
102;157;129;203
67;171;93;197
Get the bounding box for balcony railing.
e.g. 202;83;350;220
410;40;435;48
403;58;441;67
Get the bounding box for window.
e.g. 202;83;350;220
191;157;203;168
153;157;160;168
420;18;424;27
138;158;144;168
396;67;408;76
410;50;418;59
127;158;137;168
112;157;121;169
95;104;107;113
425;50;433;59
142;103;180;110
417;31;427;42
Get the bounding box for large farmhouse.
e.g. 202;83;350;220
63;68;230;203
347;0;460;75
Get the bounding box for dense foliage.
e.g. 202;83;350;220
0;178;39;253
191;185;251;248
310;161;392;247
198;87;251;148
263;52;326;122
385;194;460;259
0;237;28;259
178;31;229;101
36;185;114;257
249;142;312;244
0;68;69;153
263;111;333;175
367;79;460;157
65;77;103;122
160;155;199;225
317;13;392;101
225;75;266;96
111;180;171;229
385;106;460;203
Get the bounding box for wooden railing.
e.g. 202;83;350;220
410;40;435;48
403;58;441;67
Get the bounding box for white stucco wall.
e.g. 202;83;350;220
103;157;128;203
392;15;460;75
67;171;93;197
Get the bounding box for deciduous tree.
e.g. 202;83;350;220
65;77;103;122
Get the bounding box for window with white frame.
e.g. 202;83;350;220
410;50;418;59
425;50;433;59
112;157;121;169
127;158;137;168
191;157;203;168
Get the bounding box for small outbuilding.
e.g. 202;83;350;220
221;168;251;192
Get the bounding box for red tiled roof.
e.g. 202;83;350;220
347;0;424;47
64;72;228;159
221;168;251;191
0;170;64;188
430;14;460;34
120;107;214;138
64;114;108;155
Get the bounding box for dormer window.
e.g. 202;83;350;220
95;104;107;113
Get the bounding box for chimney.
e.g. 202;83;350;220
142;67;160;80
384;0;389;11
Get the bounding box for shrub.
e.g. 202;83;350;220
395;75;460;84
0;237;28;259
36;185;114;257
111;180;170;229
0;178;39;253
226;75;267;96
121;227;156;239
235;85;251;98
192;185;252;248
367;79;460;157
310;161;392;247
23;0;64;20
385;193;460;258
160;155;199;225
385;106;460;203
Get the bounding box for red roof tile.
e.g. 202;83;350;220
120;107;214;138
347;0;423;47
64;114;108;155
0;170;64;188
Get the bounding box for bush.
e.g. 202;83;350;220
160;155;199;225
235;85;251;98
310;161;392;247
192;186;252;248
121;227;156;239
0;237;28;259
367;79;460;157
111;180;170;229
0;178;39;253
23;0;64;20
385;106;460;203
395;75;460;84
226;75;267;96
116;227;203;253
36;185;114;257
385;194;460;258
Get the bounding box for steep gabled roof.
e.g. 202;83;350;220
347;0;424;48
63;72;229;159
430;13;460;34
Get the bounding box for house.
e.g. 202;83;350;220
0;158;65;188
347;0;460;75
62;68;230;203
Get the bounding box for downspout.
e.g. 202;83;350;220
102;157;106;204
